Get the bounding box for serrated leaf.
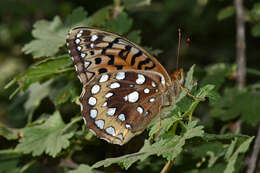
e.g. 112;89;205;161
6;55;72;95
92;121;203;170
224;139;237;160
212;88;260;125
105;12;133;34
217;6;235;21
0;126;19;140
22;16;67;58
148;115;181;139
65;7;89;28
224;137;254;173
89;6;111;27
22;8;89;58
15;111;77;157
68;164;93;173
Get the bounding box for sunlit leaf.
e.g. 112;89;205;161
15;111;77;157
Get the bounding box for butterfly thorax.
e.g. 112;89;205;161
162;68;184;107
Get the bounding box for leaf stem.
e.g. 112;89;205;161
62;116;82;134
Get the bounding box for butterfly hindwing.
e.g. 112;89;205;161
80;70;167;145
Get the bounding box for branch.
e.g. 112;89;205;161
247;126;260;173
234;0;246;89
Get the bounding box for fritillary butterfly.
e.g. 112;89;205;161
66;27;184;145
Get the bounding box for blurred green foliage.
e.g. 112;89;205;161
1;0;260;172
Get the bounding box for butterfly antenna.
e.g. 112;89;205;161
176;28;182;70
182;37;191;68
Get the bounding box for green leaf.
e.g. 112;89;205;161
251;2;260;19
49;80;78;105
105;12;133;34
92;121;204;170
212;88;260;126
6;55;72;96
15;111;77;157
251;22;260;37
65;7;89;28
0;126;19;140
127;30;142;44
22;16;67;58
143;46;163;56
224;137;254;173
0;152;21;173
148;115;181;139
201;63;232;90
123;0;151;9
89;6;111;27
22;7;88;58
217;6;235;21
224;139;237;160
68;164;93;173
24;81;52;122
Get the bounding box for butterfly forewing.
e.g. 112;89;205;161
66;27;171;85
80;70;166;145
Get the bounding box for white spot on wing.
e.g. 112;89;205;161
116;72;125;80
99;74;109;82
105;126;116;136
136;74;146;84
107;108;116;116
84;61;90;68
109;82;120;89
77;46;82;51
152;81;156;87
81;53;86;58
102;102;107;107
149;98;155;103
76;33;82;38
125;124;131;129
95;120;105;129
90;109;98;119
91;34;98;41
161;76;166;85
118;114;126;122
75;38;80;44
137;106;143;114
117;133;123;140
144;88;150;94
90;43;94;48
88;97;97;106
105;92;113;98
91;84;100;94
128;91;139;103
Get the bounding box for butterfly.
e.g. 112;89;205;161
66;27;186;145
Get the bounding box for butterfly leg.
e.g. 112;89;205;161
153;109;162;142
179;84;205;101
